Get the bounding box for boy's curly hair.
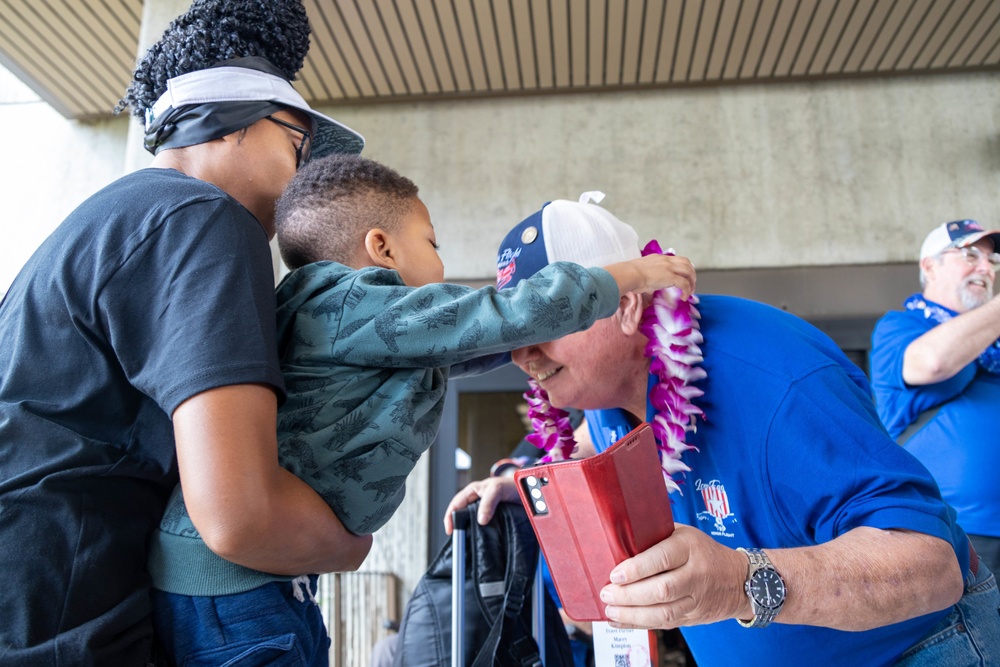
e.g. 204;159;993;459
276;155;421;271
116;0;310;117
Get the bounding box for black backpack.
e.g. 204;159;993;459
394;501;573;667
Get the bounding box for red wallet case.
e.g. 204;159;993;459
513;422;674;621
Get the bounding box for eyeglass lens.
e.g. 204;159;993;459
266;116;311;168
957;246;1000;269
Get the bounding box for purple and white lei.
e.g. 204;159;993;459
523;240;706;494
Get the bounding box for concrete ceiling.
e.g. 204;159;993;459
1;0;998;120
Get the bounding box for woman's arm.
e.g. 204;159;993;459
173;383;372;574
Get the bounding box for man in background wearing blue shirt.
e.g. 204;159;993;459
871;219;1000;574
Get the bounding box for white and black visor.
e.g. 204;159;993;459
143;58;364;158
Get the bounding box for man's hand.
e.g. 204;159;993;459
443;477;519;534
604;254;697;300
599;525;748;629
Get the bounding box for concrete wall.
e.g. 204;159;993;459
323;73;1000;281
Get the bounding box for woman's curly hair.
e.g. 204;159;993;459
116;0;310;117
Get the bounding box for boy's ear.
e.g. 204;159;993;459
364;229;397;270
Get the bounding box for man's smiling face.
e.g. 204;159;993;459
923;238;997;313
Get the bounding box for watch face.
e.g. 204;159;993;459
749;568;785;610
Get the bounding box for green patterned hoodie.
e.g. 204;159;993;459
149;260;618;595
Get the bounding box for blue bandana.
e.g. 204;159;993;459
904;294;1000;375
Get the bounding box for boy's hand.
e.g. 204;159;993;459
605;254;697;300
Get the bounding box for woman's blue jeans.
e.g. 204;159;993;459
896;556;1000;666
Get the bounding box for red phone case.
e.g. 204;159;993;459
514;422;674;621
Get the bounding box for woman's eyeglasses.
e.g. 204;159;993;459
266;116;311;169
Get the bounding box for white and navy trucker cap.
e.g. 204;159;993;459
919;219;1000;260
496;192;640;290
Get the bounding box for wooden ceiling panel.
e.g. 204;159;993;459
410;0;459;93
737;0;779;78
297;51;336;101
761;0;806;78
444;0;481;91
634;0;666;84
492;0;523;90
669;0;698;83
525;0;553;89
952;1;1000;67
13;0;124;98
705;0;744;80
546;0;570;88
65;3;135;75
617;0;643;85
367;0;421;95
565;0;587;87
878;0;935;71
931;0;993;68
832;1;883;73
920;0;979;69
390;1;436;94
686;0;722;82
653;0;684;83
335;1;395;96
601;0;627;86
2;3;103;114
721;0;758;79
898;0;958;70
804;0;853;75
102;0;143;40
853;0;902;73
1;0;997;118
785;0;829;76
306;1;365;99
0;32;81;116
470;0;505;91
451;0;479;91
977;26;1000;65
823;0;874;75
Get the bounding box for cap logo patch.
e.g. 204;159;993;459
496;246;521;290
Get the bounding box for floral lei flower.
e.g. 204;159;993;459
523;240;706;494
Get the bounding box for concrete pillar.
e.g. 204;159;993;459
123;0;189;174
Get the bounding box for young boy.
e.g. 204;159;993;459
150;154;695;665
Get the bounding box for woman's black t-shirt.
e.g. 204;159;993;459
0;168;284;665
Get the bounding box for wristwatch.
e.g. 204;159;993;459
736;547;785;628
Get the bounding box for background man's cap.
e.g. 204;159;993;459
496;191;640;290
919;219;1000;260
146;61;364;157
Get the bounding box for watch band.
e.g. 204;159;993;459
736;547;785;629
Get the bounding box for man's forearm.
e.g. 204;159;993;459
903;295;1000;384
767;527;962;631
